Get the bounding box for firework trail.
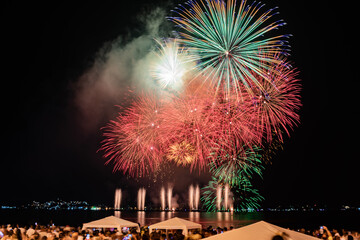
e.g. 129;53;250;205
260;136;284;164
170;0;290;97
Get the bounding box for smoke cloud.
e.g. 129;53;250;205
72;7;171;132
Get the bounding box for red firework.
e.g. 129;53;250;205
99;92;164;177
211;90;262;150
158;88;220;170
99;57;301;176
252;57;302;142
158;81;262;170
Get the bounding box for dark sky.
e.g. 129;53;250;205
1;0;359;208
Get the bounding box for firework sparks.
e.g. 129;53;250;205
210;145;264;187
166;141;196;166
202;176;263;211
159;90;220;170
252;56;302;142
170;0;290;96
151;39;190;91
99;92;164;177
99;0;302;203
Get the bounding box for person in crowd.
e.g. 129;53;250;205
2;230;12;240
272;235;284;240
189;230;201;240
317;226;333;240
341;230;349;240
13;228;22;240
352;232;360;240
141;232;149;240
173;230;184;240
1;222;360;240
334;234;341;240
71;232;79;240
150;229;161;240
30;232;39;240
26;226;35;239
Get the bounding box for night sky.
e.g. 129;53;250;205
2;0;359;208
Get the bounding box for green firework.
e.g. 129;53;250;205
170;0;290;96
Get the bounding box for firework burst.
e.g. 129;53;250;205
151;39;190;91
159;90;220;170
99;93;164;177
202;176;263;211
99;0;302;201
252;56;302;142
170;0;290;96
210;90;262;151
166;141;196;166
210;145;264;187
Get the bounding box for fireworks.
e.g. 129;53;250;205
159;90;221;170
209;90;262;150
210;145;264;187
98;0;302;210
99;93;164;177
170;0;290;96
202;176;264;211
151;39;189;91
166;141;196;166
202;145;264;211
252;56;302;142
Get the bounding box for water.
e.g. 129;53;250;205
0;210;359;231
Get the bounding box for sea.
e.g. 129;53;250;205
0;210;359;231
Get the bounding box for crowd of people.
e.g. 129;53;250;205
0;223;359;240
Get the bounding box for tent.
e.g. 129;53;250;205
203;221;319;240
148;217;202;237
82;216;140;232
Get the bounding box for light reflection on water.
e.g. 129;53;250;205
115;211;262;228
137;211;145;227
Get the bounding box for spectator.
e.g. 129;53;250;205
189;230;201;240
26;227;35;238
320;226;333;240
272;235;284;240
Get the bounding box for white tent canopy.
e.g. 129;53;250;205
82;216;139;232
203;221;319;240
148;217;202;237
